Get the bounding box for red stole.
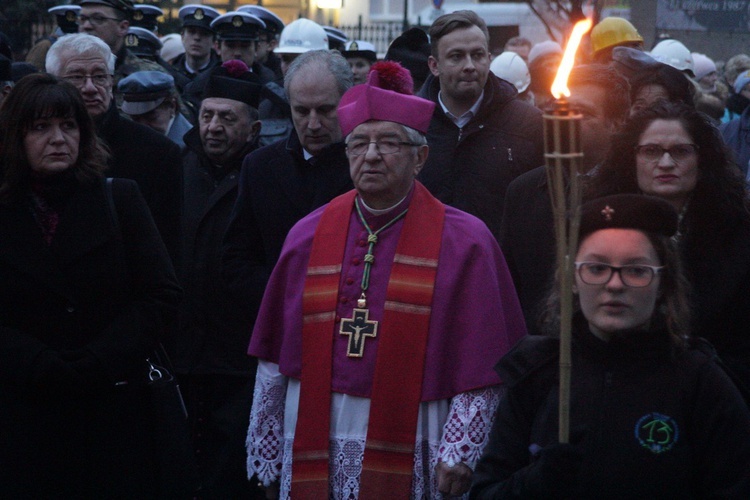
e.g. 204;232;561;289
293;182;445;498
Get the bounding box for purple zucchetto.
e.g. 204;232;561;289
337;61;435;137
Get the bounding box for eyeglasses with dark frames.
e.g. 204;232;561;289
635;143;698;163
574;262;664;288
346;139;418;156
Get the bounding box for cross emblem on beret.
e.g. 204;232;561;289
601;205;615;221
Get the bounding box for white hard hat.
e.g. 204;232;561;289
275;18;328;54
490;51;531;93
650;39;695;76
160;33;185;63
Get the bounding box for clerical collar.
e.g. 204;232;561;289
359;194;408;215
303;148;314;161
438;90;484;129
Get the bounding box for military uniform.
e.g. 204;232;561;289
171;5;221;84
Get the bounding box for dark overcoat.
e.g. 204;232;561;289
173;128;257;375
221;131;353;331
683;214;750;388
95;102;183;263
417;72;544;239
499;166;556;333
0;177;182;497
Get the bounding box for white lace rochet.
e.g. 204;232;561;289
247;360;502;499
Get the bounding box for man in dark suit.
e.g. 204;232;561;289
499;65;630;332
175;62;264;498
417;10;544;239
221;49;353;343
46;33;182;262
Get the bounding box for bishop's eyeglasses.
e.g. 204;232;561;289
574;262;664;288
346;139;418;156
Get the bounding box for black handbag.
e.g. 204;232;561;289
105;178;198;497
148;346;199;498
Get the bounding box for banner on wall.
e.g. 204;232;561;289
657;0;750;31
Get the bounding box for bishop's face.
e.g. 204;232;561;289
346;120;428;210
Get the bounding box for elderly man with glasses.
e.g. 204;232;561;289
46;33;182;262
245;61;526;499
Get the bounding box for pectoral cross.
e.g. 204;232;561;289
339;308;378;357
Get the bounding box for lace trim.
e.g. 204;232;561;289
246;369;287;486
263;387;501;499
438;387;502;470
278;435;440;499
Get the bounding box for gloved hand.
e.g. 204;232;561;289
519;442;583;498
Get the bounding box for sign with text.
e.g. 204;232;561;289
657;0;750;31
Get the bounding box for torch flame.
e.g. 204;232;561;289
550;19;593;99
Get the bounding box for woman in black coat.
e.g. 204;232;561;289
471;195;750;498
586;101;750;389
0;74;182;496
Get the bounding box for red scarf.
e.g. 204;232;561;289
293;182;445;498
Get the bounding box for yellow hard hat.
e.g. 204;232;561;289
590;17;643;54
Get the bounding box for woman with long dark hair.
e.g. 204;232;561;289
0;73;181;496
587;100;750;388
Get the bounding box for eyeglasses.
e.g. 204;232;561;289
62;73;112;87
635;143;698;163
575;262;664;288
346;139;418;156
77;14;122;25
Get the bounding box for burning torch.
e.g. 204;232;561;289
543;19;592;444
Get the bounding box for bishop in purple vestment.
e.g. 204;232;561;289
245;61;526;500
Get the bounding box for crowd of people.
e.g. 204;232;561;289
0;0;749;497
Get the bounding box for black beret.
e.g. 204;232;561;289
579;194;679;240
385;28;431;86
204;62;262;109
